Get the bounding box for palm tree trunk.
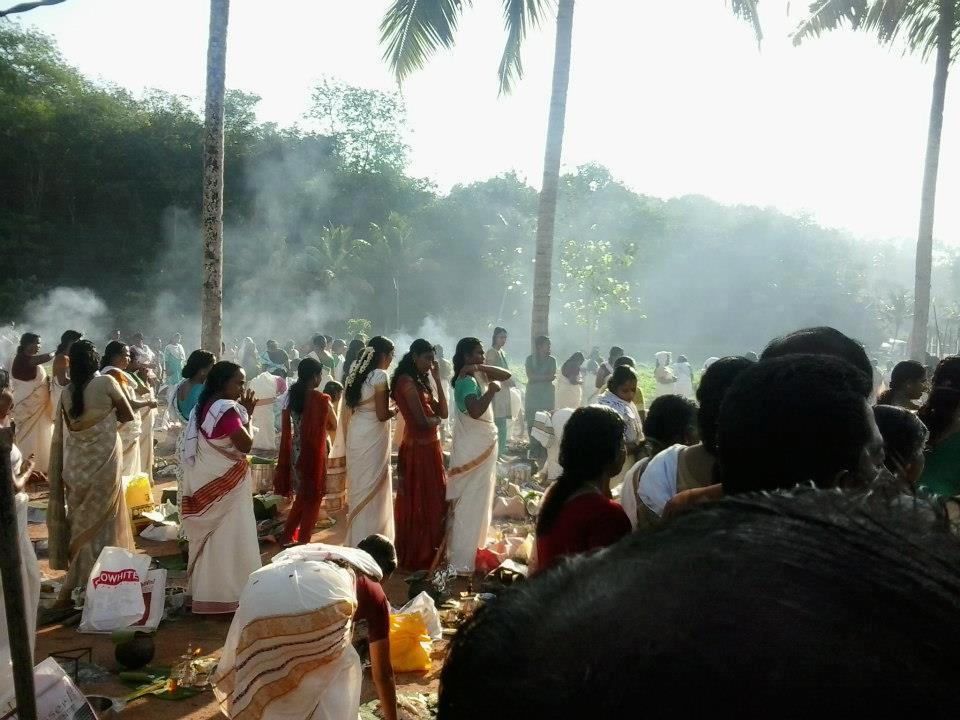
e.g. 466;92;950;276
529;0;575;346
909;0;952;361
200;0;230;353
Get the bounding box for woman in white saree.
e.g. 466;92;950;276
653;351;678;399
181;361;261;614
47;340;136;604
100;341;157;479
343;337;396;546
597;365;645;491
212;544;385;720
446;338;512;574
9;333;53;473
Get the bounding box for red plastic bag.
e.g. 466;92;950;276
475;548;500;574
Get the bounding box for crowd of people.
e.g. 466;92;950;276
3;322;960;717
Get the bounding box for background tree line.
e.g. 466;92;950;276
2;24;959;360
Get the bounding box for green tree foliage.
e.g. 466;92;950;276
306;77;408;173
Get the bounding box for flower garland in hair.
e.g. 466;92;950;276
344;346;376;390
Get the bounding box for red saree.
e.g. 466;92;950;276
393;375;447;570
276;390;330;544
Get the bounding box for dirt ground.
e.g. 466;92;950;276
30;475;447;719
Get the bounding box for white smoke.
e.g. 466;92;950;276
18;287;110;351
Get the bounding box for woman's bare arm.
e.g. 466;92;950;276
465;381;501;420
229;424;253;454
112;392;135;423
374;384;395;423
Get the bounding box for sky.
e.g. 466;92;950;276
15;0;960;243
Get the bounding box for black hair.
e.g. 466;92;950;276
344;336;394;409
341;338;366;382
878;360;926;403
181;350;216;380
608;346;623;362
492;327;507;344
68;340;100;419
534;335;550;351
311;334;326;350
452;337;482;388
695;356;755;455
17;332;40;352
536;406;624;536
929;355;960;389
606;364;637;394
323;380;343;398
613;355;634;368
358;533;397;577
391;338;434;399
918;356;960;444
55;330;82;355
918;387;960;446
761;326;872;391
440;490;960;718
874;405;928;477
101;341;128;370
195;361;242;421
719;354;874;495
289;357;323;414
561;352;584;377
643;395;698;447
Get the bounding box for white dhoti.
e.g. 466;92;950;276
447;396;498;574
11;368;52;473
211;545;382;720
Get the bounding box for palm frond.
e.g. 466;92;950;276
728;0;764;46
380;0;470;85
497;0;552;95
861;0;937;52
791;0;870;45
0;0;65;18
792;0;947;59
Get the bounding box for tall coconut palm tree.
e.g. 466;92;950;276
200;0;230;353
380;0;762;346
793;0;956;361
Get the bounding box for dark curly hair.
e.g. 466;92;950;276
536;406;625;536
181;350;216;380
391;338;434;400
195;361;242;423
68;340;100;419
289;357;324;414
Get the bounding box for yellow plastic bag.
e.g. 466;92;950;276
125;473;154;521
388;612;432;673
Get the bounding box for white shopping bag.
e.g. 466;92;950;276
79;546;151;633
127;568;166;633
397;591;442;641
0;656;98;720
